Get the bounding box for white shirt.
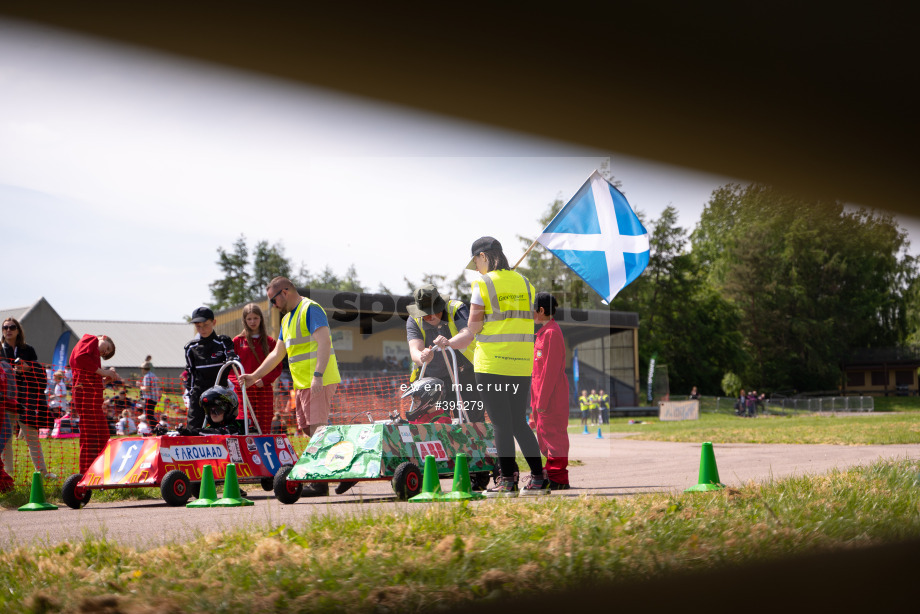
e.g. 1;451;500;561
117;417;137;435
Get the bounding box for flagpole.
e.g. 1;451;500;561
512;237;540;270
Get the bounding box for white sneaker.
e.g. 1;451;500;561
485;479;518;498
520;475;551;496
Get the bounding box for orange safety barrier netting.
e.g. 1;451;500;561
0;361;427;488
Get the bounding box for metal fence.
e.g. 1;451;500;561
765;396;874;413
672;395;874;416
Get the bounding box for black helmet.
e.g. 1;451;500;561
200;385;238;423
402;377;449;423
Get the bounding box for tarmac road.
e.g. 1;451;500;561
3;431;919;551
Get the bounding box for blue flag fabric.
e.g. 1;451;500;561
573;348;580;385
537;171;649;302
52;331;71;371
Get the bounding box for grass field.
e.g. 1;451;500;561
868;395;920;412
2;457;918;613
588;411;920;445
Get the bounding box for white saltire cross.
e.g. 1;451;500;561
537;171;649;301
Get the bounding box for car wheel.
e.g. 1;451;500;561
392;461;422;501
273;465;302;504
161;470;192;506
62;474;91;509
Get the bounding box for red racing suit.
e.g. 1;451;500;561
0;366;14;491
529;318;570;484
70;334;110;473
228;334;282;433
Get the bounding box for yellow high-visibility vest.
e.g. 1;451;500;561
409;299;476;382
471;270;535;377
281;298;340;389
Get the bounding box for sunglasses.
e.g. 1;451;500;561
2;325;17;331
269;288;286;307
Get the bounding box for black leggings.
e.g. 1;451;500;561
476;372;543;478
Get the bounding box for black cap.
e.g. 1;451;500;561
467;236;503;270
190;306;215;323
470;236;502;256
407;284;447;319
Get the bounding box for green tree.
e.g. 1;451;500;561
208;235;251;310
210;237;367;308
403;273;448;297
449;271;472;302
693;183;917;392
402;272;472;302
613;206;743;395
296;263;366;292
721;372;742;397
340;265;365;293
250;240;293;296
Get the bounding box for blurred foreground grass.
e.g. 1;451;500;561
3;411;919;508
2;458;918;613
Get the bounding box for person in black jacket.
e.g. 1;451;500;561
2;317;50;477
184;307;238;430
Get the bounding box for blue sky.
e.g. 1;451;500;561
2;17;916;323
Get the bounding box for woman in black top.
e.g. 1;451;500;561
1;318;50;477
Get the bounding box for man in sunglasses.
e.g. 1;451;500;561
240;276;355;497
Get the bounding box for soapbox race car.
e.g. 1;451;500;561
61;432;299;508
273;348;498;503
62;361;296;509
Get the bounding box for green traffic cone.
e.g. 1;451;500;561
685;442;725;492
213;463;254;507
18;471;58;511
409;455;443;502
439;453;484;501
187;464;218;507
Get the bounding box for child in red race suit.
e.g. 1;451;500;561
530;293;571;490
69;334;119;474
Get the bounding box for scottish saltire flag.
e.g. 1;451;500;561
537;171;649;302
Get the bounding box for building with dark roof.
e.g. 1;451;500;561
214;288;642;406
1;298;193;382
